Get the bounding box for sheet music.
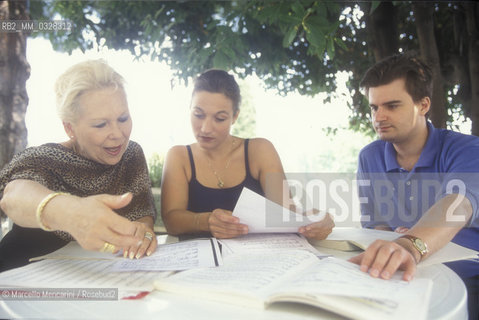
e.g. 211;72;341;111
272;257;432;320
155;251;432;320
0;258;167;291
219;233;328;258
0;238;222;294
110;238;222;271
232;187;325;233
156;250;318;293
30;237;222;272
279;257;414;297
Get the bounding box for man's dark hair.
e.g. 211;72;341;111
360;52;433;102
192;69;241;115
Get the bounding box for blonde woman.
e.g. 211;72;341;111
0;60;157;272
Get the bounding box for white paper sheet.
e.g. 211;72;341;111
155;251;432;320
0;258;167;291
110;238;222;271
0;237;222;297
218;233;328;258
30;237;221;272
232;187;325;233
29;234;172;261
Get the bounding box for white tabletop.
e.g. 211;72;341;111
0;237;468;320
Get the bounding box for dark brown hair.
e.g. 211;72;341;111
192;69;241;115
360;52;433;102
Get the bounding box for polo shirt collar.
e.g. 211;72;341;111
384;121;438;172
415;121;439;169
384;142;400;172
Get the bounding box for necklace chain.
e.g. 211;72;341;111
206;138;236;189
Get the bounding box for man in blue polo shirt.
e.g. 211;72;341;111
349;53;479;317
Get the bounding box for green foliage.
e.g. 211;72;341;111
301;128;374;173
28;0;367;131
29;1;476;133
231;80;256;138
30;1;345;93
147;152;164;188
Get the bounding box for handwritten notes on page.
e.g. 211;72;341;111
232;187;325;233
110;238;222;272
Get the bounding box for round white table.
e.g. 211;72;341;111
0;239;468;320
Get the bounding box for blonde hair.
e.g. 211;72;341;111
54;59;125;122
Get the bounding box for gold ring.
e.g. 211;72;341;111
144;231;153;241
100;242;116;253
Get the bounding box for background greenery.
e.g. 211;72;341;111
2;1;477;231
2;1;478;171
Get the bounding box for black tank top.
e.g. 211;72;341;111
186;139;264;213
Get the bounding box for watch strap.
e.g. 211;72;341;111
398;234;428;262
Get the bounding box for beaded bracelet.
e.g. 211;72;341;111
35;192;69;231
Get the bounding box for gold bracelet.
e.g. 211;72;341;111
36;192;69;231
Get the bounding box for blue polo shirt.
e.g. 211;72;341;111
357;121;479;278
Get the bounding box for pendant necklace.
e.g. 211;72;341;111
206;138;236;189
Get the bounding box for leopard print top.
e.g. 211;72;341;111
0;141;157;241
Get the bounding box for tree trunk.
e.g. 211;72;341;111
412;3;447;129
367;2;399;61
0;1;30;170
464;3;479;136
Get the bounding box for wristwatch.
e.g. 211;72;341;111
398;235;429;261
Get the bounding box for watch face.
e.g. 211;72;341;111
413;239;427;253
